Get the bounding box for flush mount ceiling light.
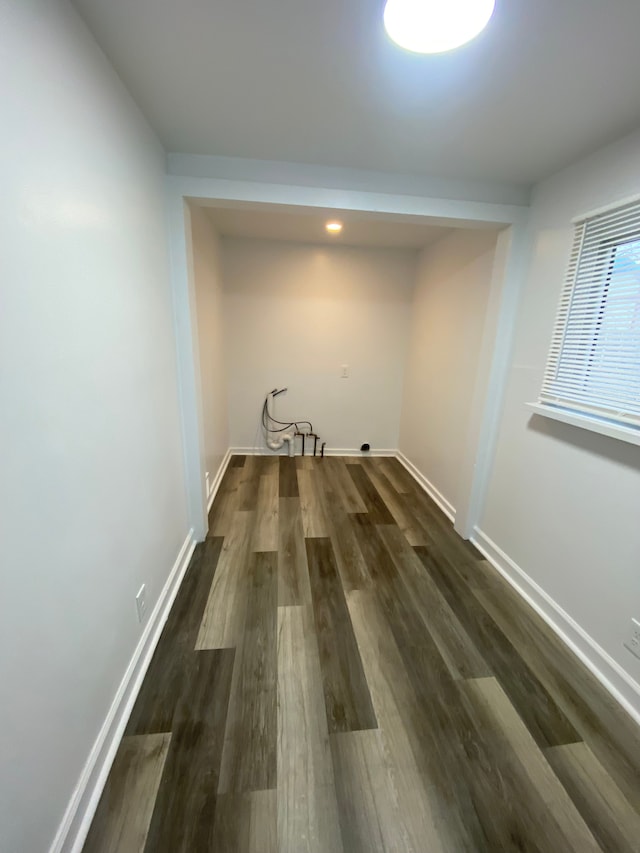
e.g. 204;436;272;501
384;0;495;54
325;221;343;234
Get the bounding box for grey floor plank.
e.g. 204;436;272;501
321;457;368;513
346;464;395;524
127;537;223;734
278;496;311;605
306;537;378;734
545;742;640;853
351;573;493;851
298;467;330;536
331;729;419;853
459;677;601;852
416;545;582;749
237;455;265;511
211;789;277;853
317;468;370;592
377;525;491;681
346;590;451;852
279;455;299;497
142;649;235;853
360;460;428;546
251;469;279;551
83;734;171;853
208;466;244;537
218;551;277;793
375;457;412;495
196;510;254;649
277;605;344;853
476;581;640;812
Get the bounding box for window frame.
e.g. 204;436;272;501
530;195;640;446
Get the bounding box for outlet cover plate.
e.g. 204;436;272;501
623;617;640;660
135;584;147;624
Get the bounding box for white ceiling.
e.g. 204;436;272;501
201;203;457;249
73;0;640;186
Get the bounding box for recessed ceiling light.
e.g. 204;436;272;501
384;0;495;54
325;221;343;234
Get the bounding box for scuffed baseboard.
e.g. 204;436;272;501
395;451;456;522
50;530;197;853
472;527;640;727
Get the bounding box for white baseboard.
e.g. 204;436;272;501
50;529;197;853
395;451;456;522
472;527;640;727
207;448;232;512
229;446;396;458
322;447;396;457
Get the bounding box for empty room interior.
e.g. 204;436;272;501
3;1;640;851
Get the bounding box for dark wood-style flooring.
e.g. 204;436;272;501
83;455;640;852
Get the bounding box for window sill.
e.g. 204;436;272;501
526;402;640;448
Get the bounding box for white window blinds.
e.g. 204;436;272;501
540;198;640;427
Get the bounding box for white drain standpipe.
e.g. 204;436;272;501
265;390;295;456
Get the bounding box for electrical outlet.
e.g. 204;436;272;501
135;584;147;624
341;364;349;379
623;617;640;660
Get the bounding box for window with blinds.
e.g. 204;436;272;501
539;197;640;428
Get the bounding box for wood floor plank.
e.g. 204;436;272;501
375;457;411;495
83;734;171;853
346;589;423;763
331;729;410;853
350;512;398;585
207;462;240;533
460;677;601;852
476;582;640;812
143;649;235;853
218;551;277;793
230;454;246;467
196;511;254;649
278;497;311;606
347;559;493;851
211;789;277;853
306;538;377;733
127;537;223;734
321;457;367;513
346;464;395;524
237;455;265;511
279;455;299;497
317;470;370;592
251;469;279;551
298;468;330;537
209;467;243;537
360;461;428;546
377;525;491;681
345;590;450;852
161;536;224;649
545;742;640;853
277;605;344;853
417;545;582;749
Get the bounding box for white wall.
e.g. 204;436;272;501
222;238;416;452
0;2;188;851
399;230;498;513
479;126;640;695
189;206;229;493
